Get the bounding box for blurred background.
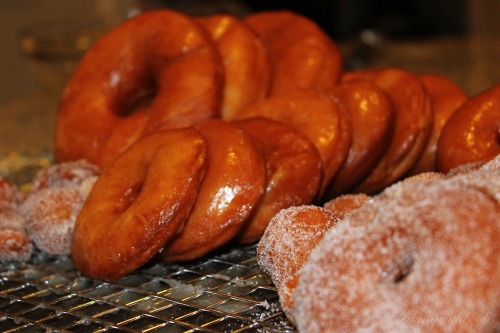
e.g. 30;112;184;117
0;0;499;154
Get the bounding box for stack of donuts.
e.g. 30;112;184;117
258;155;500;332
1;7;498;296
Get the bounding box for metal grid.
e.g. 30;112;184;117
0;245;295;332
0;151;296;333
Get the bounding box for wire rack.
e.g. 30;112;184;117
0;150;296;333
0;245;295;333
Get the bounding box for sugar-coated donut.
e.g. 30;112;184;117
31;159;99;192
55;10;223;165
437;84;500;173
344;68;433;194
245;11;342;95
327;79;394;196
257;205;338;322
21;187;84;255
197;14;271;120
234;117;323;243
294;170;500;333
323;193;372;220
158;119;266;261
409;74;468;174
237;89;351;195
0;229;33;262
71;128;208;281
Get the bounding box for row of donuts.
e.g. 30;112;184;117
258;154;500;332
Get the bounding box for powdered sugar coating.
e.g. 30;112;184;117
294;171;500;332
21;187;85;255
31;159;99;191
257;205;338;289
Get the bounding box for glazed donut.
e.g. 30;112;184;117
237;89;351;195
55;10;223;166
258;205;338;322
409;74;468;174
196;14;272;120
327;79;394;196
158;119;266;262
343;68;433;193
20;187;85;255
294;170;500;333
233;117;323;243
71;128;208;281
437;84;500;173
245;11;342;95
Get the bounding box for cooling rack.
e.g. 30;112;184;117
0;150;296;332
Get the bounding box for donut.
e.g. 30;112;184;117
98;104;150;168
408;74;468;174
20;187;84;255
294;171;500;332
237;89;351;195
437;84;500;173
257;206;338;322
323;193;372;219
0;229;33;262
327;79;394;196
0;178;32;261
233;117;323;243
71;128;208;281
31;159;99;192
245;11;342;95
196;14;272;120
158;119;266;262
55;10;223;166
343;68;433;193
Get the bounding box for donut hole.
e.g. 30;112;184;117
121;182;143;210
384;255;415;285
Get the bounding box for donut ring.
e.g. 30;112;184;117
197;14;272;120
344;68;433;193
327;79;394;196
437;84;500;173
158;119;266;261
295;176;500;332
55;10;223;165
234;117;323;243
237;90;351;195
408;74;468;174
71;128;208;281
245;11;342;95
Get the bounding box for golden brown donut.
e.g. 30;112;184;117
71;128;208;281
344;68;433;193
233;117;323;243
158;119;266;261
437;84;500;173
245;11;342;95
197;14;272;120
294;170;500;332
237;90;351;195
409;74;468;174
327;79;394;196
55;10;223;165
